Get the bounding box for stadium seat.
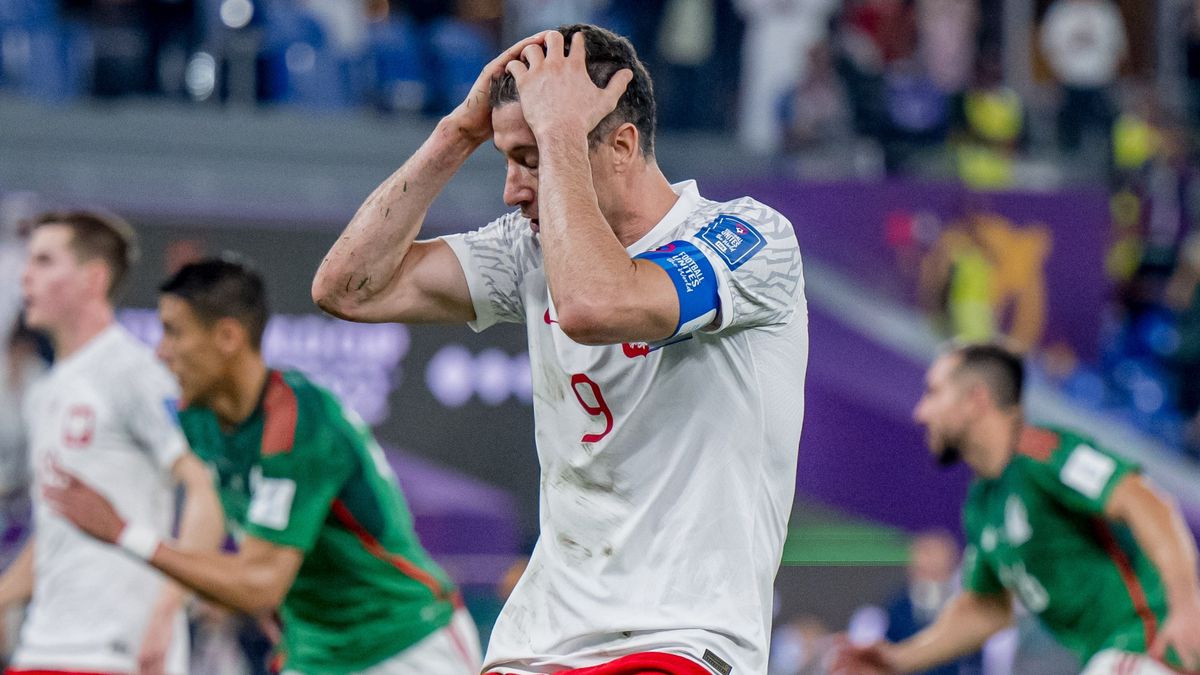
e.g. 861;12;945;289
368;19;426;112
256;0;358;109
427;18;491;114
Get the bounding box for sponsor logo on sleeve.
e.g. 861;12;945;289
248;473;297;530
698;215;765;271
1060;445;1116;499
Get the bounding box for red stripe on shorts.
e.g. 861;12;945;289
6;670;124;675
486;652;714;675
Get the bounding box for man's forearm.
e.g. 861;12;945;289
537;133;639;331
890;592;1013;673
152;467;226;615
1124;487;1200;611
313;118;482;316
148;545;281;616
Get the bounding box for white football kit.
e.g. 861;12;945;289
19;324;188;674
444;180;809;675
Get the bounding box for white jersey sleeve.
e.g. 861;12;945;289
120;364;187;471
441;212;537;332
637;198;803;338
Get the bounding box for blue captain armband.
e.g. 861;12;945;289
635;240;720;337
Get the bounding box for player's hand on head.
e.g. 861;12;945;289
42;462;125;544
829;636;898;674
1150;594;1200;671
447;30;551;146
504;30;633;142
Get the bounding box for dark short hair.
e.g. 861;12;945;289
29;210;139;299
950;342;1025;409
159;256;268;350
489;24;657;156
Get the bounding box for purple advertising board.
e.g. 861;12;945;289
710;179;1113;360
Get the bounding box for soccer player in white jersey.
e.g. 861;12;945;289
0;211;223;675
313;24;808;675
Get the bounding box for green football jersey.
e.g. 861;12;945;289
961;425;1180;668
179;370;457;674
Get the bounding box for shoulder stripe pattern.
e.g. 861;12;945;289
261;370;298;456
1017;426;1059;462
330;499;450;601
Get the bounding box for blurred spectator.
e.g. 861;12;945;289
300;0;369;56
781;39;852;152
1039;0;1126;156
61;0;197;98
735;0;840;154
952;53;1025;190
1166;233;1200;456
506;0;602;41
767;615;833;675
652;0;743;131
882;531;982;675
917;0;977;97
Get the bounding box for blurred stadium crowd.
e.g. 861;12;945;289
4;1;1200;674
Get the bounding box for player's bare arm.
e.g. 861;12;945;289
45;468;303;615
137;453;226;675
1104;474;1200;670
833;591;1013;674
312;32;549;324
504;31;680;345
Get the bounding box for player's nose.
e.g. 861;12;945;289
502;166;534;208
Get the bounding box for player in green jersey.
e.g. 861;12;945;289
45;258;481;675
833;343;1200;675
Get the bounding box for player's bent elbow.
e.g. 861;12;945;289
312;284;369;322
239;578;288;615
555;303;618;345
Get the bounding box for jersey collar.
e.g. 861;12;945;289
624;180;702;257
52;323;124;378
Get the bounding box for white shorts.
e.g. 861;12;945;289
1081;649;1180;675
285;608;481;675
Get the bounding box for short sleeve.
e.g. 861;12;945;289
690;200;804;333
1027;441;1140;516
962;543;1005;596
441;212;536;332
124;362;188;471
242;381;354;551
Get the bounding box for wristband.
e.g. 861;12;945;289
117;523;161;561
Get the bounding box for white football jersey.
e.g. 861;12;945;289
443;181;808;675
19;324;188;674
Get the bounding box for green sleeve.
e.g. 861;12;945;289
244;416;354;552
962;495;1005;596
1025;439;1140;516
962;542;1005;595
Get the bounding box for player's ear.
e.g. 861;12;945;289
213;317;246;355
967;381;992;412
608;122;639;172
84;260;112;300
